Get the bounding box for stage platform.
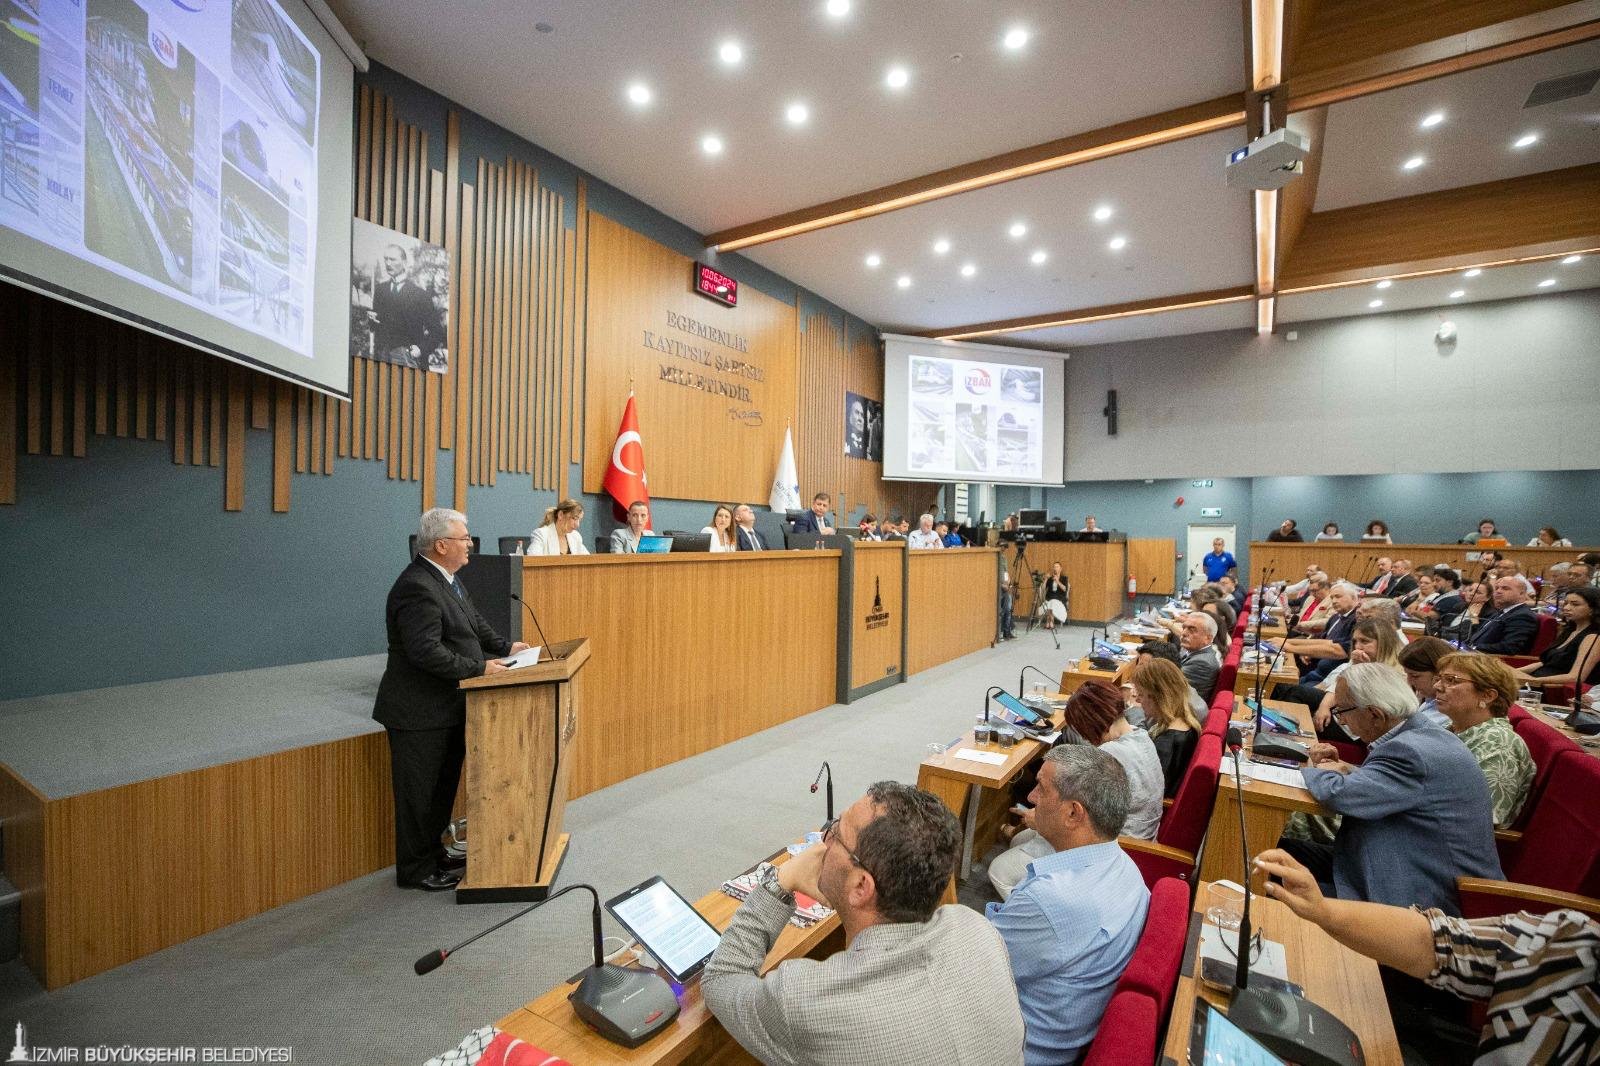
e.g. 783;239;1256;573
0;657;394;990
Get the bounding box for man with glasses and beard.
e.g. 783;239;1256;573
703;782;1025;1065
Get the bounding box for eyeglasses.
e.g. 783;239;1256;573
443;535;474;544
1437;673;1473;687
1329;704;1364;720
821;817;864;870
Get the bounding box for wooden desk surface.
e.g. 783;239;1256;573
495;846;842;1065
1533;705;1600;761
1233;658;1300;696
1198;700;1325;883
1061;658;1119;693
920;728;1048;788
1161;885;1403;1066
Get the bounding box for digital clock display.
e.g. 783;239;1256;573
694;262;738;307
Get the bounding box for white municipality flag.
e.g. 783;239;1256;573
770;428;802;513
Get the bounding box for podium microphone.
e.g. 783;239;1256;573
809;761;834;824
414;883;679;1048
509;592;565;660
1224;729;1364;1064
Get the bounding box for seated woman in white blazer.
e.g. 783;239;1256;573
527;498;589;555
702;504;738;553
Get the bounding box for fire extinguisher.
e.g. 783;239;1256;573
1127;575;1138;600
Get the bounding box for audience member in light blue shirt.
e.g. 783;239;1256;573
986;745;1150;1065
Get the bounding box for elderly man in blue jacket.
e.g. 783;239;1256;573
1276;662;1502;916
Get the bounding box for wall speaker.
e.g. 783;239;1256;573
1102;389;1119;436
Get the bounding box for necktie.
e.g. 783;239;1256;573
451;578;465;600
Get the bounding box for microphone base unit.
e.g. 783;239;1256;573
569;963;682;1048
1227;986;1366;1066
1251;735;1310;763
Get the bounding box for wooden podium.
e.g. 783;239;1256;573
454;637;589;904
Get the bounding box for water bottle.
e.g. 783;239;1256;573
512;540;524;556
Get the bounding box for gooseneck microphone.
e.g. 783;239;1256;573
1223;728;1253;991
809;761;834;824
509;591;565;660
1018;664;1058;697
415;882;679;1048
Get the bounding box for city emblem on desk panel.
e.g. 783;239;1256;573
865;575;891;631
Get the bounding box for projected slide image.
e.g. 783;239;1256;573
1002;367;1041;403
221;86;308;217
0;1;39;116
909;421;949;472
996;410;1036;473
953;403;988;473
231;0;314;146
221;158;288;268
910;357;952;395
84;0;197;288
219;236;299;342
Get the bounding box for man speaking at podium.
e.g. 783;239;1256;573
374;508;530;890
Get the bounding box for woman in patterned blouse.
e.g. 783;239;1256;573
1432;652;1535;827
1256;847;1598;1065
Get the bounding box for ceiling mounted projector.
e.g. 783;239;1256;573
1225;128;1310;190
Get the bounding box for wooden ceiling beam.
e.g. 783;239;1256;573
702;95;1246;252
1279;163;1600;290
919;286;1256;342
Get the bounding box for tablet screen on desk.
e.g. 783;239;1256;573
1189;1003;1286;1064
994;690;1049;726
605;876;723;983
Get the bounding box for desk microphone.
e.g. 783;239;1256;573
1018;664;1059;698
509;592;565;660
414;883;679;1048
809;761;834;824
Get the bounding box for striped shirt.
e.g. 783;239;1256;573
1423;907;1600;1064
1455;717;1535;828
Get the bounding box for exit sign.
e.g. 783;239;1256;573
1200;507;1223;518
1190;479;1213;488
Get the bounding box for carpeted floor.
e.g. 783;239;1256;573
0;624;1096;1064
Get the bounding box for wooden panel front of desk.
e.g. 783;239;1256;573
520;553;838;798
906;548;998;675
1007;541;1126;623
850;540;905;691
1249;541;1595;588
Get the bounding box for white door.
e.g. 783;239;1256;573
1185;524;1236;591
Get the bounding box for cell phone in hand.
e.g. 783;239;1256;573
1199;957;1303;996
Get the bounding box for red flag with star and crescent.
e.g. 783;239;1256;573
602;393;649;521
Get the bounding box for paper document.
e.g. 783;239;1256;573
954;749;1009;766
499;646;543;669
1198;924;1291;983
1236;760;1308;789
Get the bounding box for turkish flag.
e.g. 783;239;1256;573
602;393;649;521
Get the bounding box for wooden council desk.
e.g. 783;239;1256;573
1060;658;1119;694
1005;539;1128;624
1162;884;1403;1066
495;845;843;1065
1248;540;1597;591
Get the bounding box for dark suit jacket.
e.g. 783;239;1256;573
372;278;438;359
790;510;827;535
1384;575;1419;600
1304;610;1357;684
373;557;512;731
1431;593;1465;624
736;526;768;551
1467;603;1540;655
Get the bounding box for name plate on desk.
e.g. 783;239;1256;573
955;749;1009;766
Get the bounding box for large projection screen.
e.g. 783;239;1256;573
883;334;1066;486
0;0;354;396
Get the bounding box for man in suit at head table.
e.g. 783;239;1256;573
790;492;835;536
733;503;768;551
373;508;530;891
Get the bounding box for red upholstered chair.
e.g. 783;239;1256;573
1082;989;1158;1066
1506;714;1580;836
1202;701;1230;739
1532;612;1559;656
1122;735;1221;886
1114;877;1191;1023
1465;748;1600;918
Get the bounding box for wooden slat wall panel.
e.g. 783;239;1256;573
150;351;164;445
73;349;88;457
560;222;576;493
132;343;147;441
442;112;460;452
273;381;292;512
191;358;206;465
296;388;309;473
512;161;527;476
469;161;486;491
310;391;325;475
453;183;475;511
423;171;444;507
49;333;66;456
172;357;188;465
113;336;130;438
571;180;588;466
225;368;246;511
399;368;412;480
209;370;222;467
24;313;40;455
0;343;14;504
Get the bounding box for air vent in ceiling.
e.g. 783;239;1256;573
1524;67;1600;109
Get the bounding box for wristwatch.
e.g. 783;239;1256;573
758;864;795;906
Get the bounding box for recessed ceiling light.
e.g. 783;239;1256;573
1402;156;1425;171
1107;235;1128;251
1375;279;1392;289
1513;132;1539;149
825;0;850;16
1030;249;1048;265
1002;27;1029;50
534;22;554;34
1008;221;1027;238
885;65;910;90
701;134;724;156
1562;254;1582;265
718;41;743;65
785;102;810;126
1537;278;1556;288
896;275;912;289
626;82;652;106
1464;268;1482;278
960;263;976;277
864;253;881;268
1448;290;1465;298
1420;111;1445;129
1092;205;1113;222
1368;299;1384;308
931;238;951;255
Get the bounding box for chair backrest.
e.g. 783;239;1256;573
1202;702;1230;739
1159;734;1222;855
1509;715;1580;830
1114;877;1189;1023
1082;989;1158;1066
1504;749;1600;897
497;536;526;555
1532;612;1559;655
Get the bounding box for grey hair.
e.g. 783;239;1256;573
1310;571;1330;584
1187;611;1218;639
1358;597;1402;628
1550;562;1572;576
1515;575;1536;597
1341;663;1418;721
1042;745;1130;840
417;507;466;554
1331;580;1362;598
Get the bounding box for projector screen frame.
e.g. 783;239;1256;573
882;333;1068;487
